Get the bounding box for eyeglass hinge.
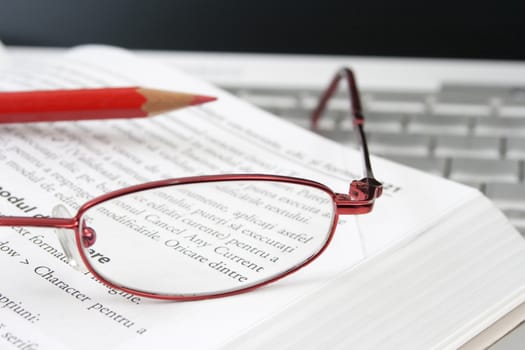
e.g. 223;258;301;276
335;177;382;215
349;177;383;201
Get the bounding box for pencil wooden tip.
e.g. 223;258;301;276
190;94;218;106
138;88;217;115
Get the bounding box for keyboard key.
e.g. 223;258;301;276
500;105;525;118
485;182;525;209
406;116;470;135
440;85;525;118
301;95;348;111
316;116;339;130
272;108;312;128
317;130;356;145
313;110;345;130
449;158;520;183
500;95;525;117
430;85;493;117
387;155;446;176
364;90;427;114
440;83;525;99
368;133;431;156
436;91;492;104
506;137;525;159
475;117;525;137
429;97;493;117
366;90;428;103
435;135;500;159
342;112;404;133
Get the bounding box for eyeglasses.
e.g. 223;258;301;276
0;67;382;301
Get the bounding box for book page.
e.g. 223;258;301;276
224;197;525;350
0;45;479;349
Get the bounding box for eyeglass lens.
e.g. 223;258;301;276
77;180;336;297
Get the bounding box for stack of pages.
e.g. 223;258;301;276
0;45;524;349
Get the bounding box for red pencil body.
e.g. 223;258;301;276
0;87;148;123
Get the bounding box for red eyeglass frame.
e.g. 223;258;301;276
0;67;382;301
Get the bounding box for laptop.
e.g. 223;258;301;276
2;1;525;347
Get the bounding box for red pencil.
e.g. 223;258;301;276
0;87;217;123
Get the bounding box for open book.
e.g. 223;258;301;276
0;45;524;349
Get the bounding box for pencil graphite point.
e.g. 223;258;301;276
190;94;218;106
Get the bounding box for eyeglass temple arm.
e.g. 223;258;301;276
311;67;382;201
0;216;76;229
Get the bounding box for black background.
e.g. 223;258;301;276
1;0;523;60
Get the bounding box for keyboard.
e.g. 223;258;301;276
224;83;525;235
